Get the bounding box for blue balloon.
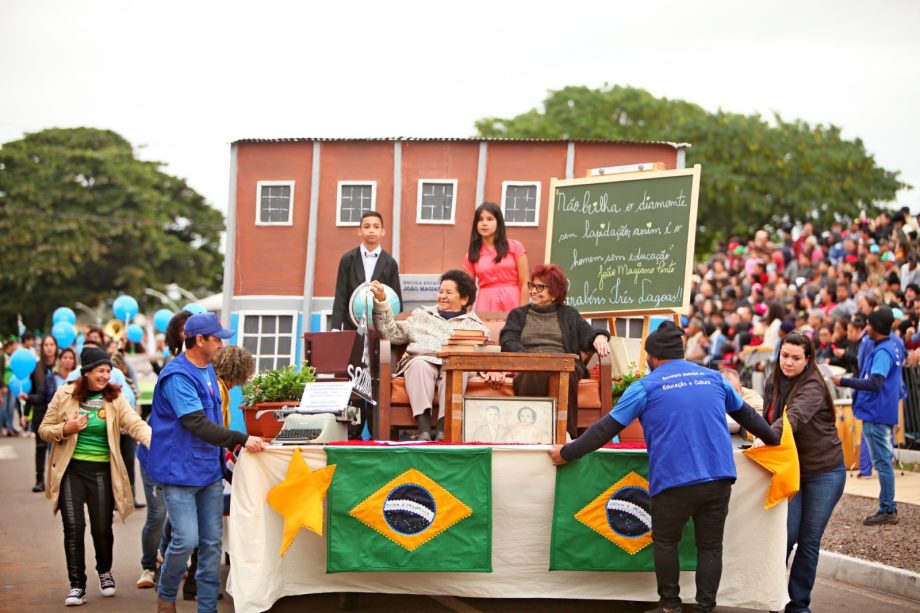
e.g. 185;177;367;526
126;323;144;344
52;307;77;325
75;334;85;354
113;295;139;322
183;303;207;315
52;321;77;348
9;375;31;396
9;348;38;380
153;308;174;333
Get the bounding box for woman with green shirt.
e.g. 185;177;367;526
39;346;151;607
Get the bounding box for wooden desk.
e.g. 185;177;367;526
437;351;576;444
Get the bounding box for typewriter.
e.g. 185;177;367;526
264;406;360;445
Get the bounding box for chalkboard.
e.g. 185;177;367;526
545;165;700;316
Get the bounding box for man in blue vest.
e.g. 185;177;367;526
550;321;779;613
149;313;266;613
833;307;901;525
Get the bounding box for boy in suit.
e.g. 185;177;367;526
331;210;402;330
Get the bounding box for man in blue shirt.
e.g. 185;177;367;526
149;313;266;613
833;307;901;525
550;321;779;613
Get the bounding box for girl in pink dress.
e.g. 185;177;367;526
463;203;529;312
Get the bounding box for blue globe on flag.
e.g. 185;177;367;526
349;283;400;329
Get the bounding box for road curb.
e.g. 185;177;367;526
818;549;920;602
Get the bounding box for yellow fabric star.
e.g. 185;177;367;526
743;413;800;509
267;448;336;556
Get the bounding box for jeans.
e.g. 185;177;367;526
139;462;168;571
861;421;896;514
158;480;223;612
0;390;17;432
786;464;846;613
858;432;872;475
651;479;733;613
58;459;115;589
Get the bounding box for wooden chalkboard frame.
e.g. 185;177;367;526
545;165;701;318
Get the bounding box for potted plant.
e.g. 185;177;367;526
240;362;316;439
612;363;645;443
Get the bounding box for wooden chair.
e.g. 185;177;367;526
374;311;612;441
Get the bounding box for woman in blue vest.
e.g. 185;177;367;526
763;332;844;613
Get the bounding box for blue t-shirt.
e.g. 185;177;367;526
611;359;742;496
868;350;893;378
160;365;214;418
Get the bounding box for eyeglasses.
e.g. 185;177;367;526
527;282;547;292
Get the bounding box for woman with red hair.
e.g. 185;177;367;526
497;264;611;438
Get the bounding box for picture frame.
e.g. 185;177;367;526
461;396;556;444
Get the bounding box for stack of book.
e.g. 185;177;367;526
442;329;500;353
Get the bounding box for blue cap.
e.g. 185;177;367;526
184;312;234;340
870;244;880;253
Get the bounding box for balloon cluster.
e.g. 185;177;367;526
46;294;184;350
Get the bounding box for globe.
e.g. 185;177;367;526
349;282;400;329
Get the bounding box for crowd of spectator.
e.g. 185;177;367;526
683;207;920;379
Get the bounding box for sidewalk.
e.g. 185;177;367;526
844;469;920;505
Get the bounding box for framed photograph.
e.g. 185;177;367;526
461;397;556;444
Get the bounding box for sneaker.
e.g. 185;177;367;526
136;569;156;589
64;587;86;606
99;571;116;596
863;511;899;525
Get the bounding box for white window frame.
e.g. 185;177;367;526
501;181;541;227
416;179;458;225
255;180;295;226
336;181;377;227
236;310;298;372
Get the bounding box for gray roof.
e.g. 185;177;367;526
231;136;691;148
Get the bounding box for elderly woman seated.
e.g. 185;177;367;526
371;269;493;441
497;263;611;438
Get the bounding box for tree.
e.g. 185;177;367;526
0;128;224;332
476;85;907;250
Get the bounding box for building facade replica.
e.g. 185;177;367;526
223;137;686;373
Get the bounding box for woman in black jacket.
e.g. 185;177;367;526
20;334;60;492
498;263;610;438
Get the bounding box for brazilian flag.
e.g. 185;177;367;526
325;447;491;572
550;451;696;571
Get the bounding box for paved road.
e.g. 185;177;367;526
1;436;917;612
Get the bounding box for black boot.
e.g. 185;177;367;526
415;410;432;441
32;481;44;493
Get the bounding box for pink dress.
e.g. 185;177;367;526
463;239;526;312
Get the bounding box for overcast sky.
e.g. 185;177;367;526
2;0;918;229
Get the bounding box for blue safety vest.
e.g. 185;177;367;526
147;354;224;486
852;337;902;426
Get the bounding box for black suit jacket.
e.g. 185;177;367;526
331;246;402;330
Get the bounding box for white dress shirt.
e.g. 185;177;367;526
362;246;381;284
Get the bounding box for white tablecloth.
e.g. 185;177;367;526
228;446;788;612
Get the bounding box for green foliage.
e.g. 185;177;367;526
242;362;317;405
611;363;643;404
476;85;907;251
0;127;224;331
